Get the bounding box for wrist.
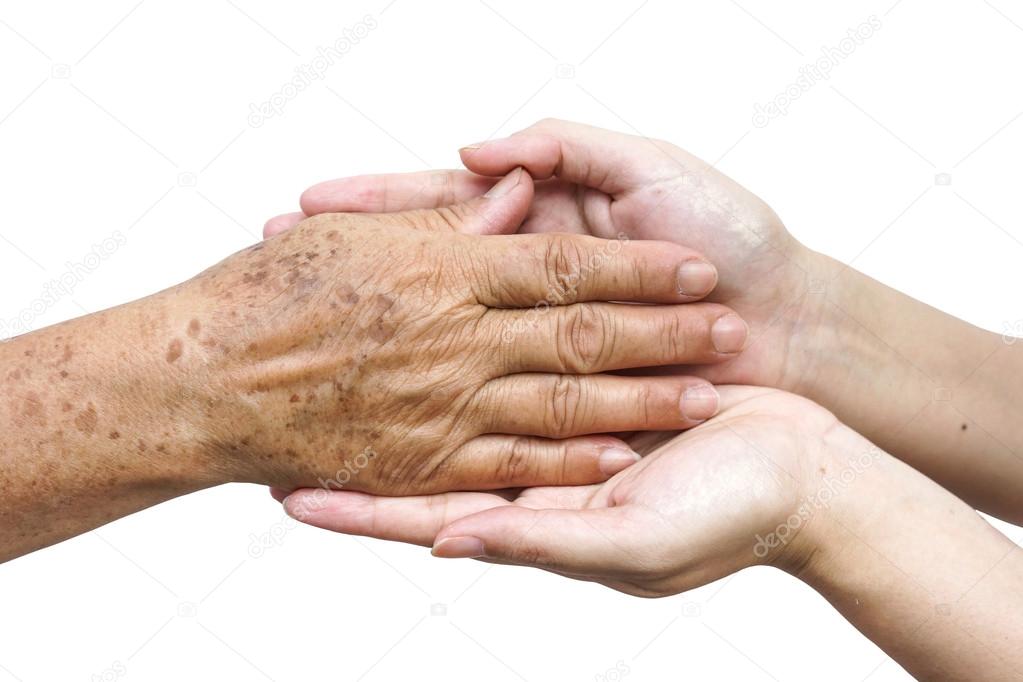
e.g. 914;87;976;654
786;428;974;595
99;293;234;489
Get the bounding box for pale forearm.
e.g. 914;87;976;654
801;437;1023;680
800;252;1023;522
0;293;224;562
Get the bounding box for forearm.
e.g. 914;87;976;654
799;435;1023;680
0;292;225;562
800;251;1023;522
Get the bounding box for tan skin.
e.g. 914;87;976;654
0;170;749;563
270;120;1023;678
274;118;1023;525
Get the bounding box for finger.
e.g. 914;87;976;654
437;434;640;490
300;170;493;216
379;168;529;235
432;505;648;576
268;486;291;503
282;489;509;546
460;118;683;195
263;212;306;238
496;302;747;374
477;374;720;438
475;232;720;307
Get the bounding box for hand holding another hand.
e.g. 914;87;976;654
188;170;745;495
278;386;864;596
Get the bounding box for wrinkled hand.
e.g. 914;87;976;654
278;119;826;391
184;171;746;495
277;386;868;596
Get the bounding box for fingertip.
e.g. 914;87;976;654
461;167;533;235
268;486;292;503
597;448;642;476
710;313;749;355
282;488;331;521
676;259;718;299
263;212;305;238
298;180;342;215
680;382;720;422
431;535;485;559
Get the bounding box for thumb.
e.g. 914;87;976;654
431;505;642;576
411;166;532;236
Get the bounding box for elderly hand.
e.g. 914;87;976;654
282;119;821;394
188;170;745;494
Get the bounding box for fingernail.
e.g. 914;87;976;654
681;383;720;421
483;167;523;199
432;536;485;558
677;260;717;297
459;144;483;152
711;313;748;354
598;447;642;475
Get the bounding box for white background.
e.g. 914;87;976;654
2;1;1023;680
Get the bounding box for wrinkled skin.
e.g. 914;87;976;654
277;118;828;393
280;386;862;596
187;172;746;495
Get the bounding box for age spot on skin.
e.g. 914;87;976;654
75;404;98;435
21;392;45;426
109;430;121;440
370;293;395;316
187;319;201;337
166;338;183;363
243;271;269;285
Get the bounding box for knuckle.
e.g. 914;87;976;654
495;437;540;483
544;375;585;436
658;312;687;360
540;236;585;304
631;382;657;428
556;305;612;372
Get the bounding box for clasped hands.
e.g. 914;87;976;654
257;119;871;596
8;118;1016;679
